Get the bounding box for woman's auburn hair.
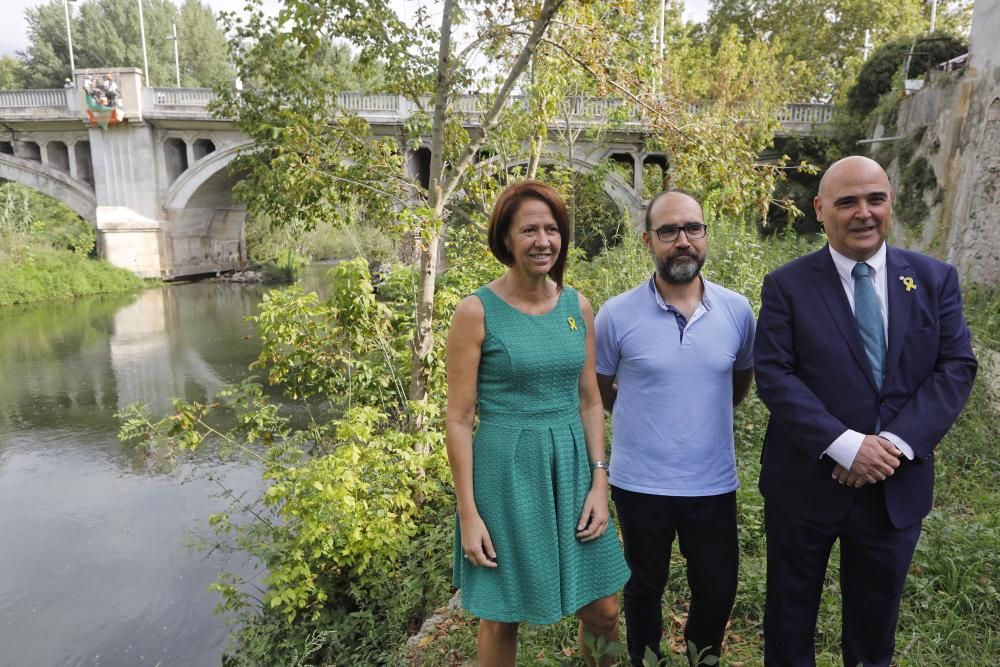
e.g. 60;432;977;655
486;179;570;288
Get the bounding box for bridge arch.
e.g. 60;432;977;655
162;140;253;211
0;154;97;225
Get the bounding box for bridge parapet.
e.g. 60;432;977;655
777;103;834;134
149;87;217;107
0;88;71;108
147;90;648;125
779;103;835;123
0;87;834;135
0;88;76;121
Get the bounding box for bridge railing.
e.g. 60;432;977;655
150;87;217;107
337;92;401;113
0;88;70;109
149;90;833;126
0;86;834;129
777;103;834;124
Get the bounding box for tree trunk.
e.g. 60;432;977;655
527;135;542;179
567;164;575;246
407;0;456;436
408;0;567;436
565;105;577;246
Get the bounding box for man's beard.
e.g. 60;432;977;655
656;250;705;284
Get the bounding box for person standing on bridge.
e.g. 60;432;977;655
102;74;119;107
445;180;630;666
595;189;756;665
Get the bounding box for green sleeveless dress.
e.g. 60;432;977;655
453;285;631;624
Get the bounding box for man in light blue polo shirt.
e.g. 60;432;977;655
595;190;755;666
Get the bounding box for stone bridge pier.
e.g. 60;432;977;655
88;120;247;279
90;118;247;279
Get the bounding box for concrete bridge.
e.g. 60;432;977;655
0;67;833;279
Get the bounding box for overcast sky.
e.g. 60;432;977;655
1;0;711;58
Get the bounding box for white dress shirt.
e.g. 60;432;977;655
824;243;915;468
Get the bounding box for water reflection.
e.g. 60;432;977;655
110;288;229;414
0;273;328;666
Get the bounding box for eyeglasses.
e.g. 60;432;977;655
651;223;708;243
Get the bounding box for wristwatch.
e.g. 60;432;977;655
590;460;609;473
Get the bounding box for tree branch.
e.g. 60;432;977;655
455;19;534;62
439;0;569;205
528;34;692;139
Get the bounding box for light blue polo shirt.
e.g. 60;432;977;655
595;275;756;496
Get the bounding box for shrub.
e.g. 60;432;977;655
846;32;967;120
0;247;142;306
119;258;454;665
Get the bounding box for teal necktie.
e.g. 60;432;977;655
852;262;886;389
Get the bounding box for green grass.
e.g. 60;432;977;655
0;246;143;306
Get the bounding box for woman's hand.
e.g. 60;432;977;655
576;484;610;542
460;514;498;568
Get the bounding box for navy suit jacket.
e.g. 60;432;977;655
755;244;977;529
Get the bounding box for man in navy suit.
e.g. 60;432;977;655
754;156;977;666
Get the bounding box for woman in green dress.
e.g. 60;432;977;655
445;180;630;665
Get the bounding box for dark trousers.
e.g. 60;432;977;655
611;486;739;667
763;486;922;667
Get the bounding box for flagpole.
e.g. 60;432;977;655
138;0;150;85
168;21;180;87
63;0;76;77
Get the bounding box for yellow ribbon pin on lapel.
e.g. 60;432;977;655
567;317;578;331
899;276;917;292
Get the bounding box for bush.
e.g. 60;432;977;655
0;182;95;254
846;32;967;120
0;182;136;306
302;220;398;265
245;209;399;272
0;247;142;306
119;258;454;665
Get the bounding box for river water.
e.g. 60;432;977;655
0;267;330;667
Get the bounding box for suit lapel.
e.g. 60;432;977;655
810;247;877;391
884;246;913;381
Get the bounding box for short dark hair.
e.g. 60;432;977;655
487;180;570;288
644;189;702;229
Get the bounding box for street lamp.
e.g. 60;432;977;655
63;0;76;80
137;0;150;85
166;21;180;87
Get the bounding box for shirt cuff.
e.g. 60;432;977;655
879;431;914;460
824;430;864;469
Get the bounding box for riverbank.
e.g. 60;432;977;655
0;247;144;306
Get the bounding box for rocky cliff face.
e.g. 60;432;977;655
883;1;1000;286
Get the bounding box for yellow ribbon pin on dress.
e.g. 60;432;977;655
567;317;578;331
899;276;917;292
